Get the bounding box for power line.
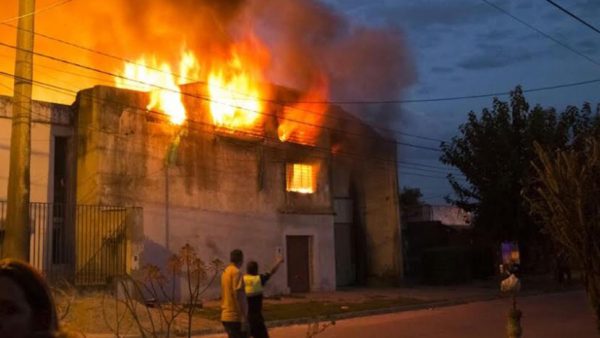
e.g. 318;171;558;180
401;172;458;180
6;64;455;169
0;24;455;145
4;38;600;153
0;0;74;24
3;22;600;105
1;23;599;148
544;0;600;36
399;164;465;177
0;42;443;152
399;160;463;172
1;52;450;144
481;0;600;68
1;70;450;173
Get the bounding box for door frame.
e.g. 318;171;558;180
284;235;313;293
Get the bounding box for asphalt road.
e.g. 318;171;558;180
203;290;598;338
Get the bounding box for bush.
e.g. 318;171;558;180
421;247;472;285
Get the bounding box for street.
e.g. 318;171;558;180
203;291;597;338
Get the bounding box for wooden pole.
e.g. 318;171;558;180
3;0;36;260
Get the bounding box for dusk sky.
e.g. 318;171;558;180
328;0;600;204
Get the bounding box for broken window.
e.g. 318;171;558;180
286;163;316;194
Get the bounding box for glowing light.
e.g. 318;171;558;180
278;75;329;146
115;52;201;125
286;163;316;194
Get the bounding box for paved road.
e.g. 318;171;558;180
203;290;597;338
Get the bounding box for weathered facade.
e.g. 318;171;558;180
0;84;402;294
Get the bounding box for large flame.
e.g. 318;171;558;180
113;35;329;145
278;76;329;146
208;53;263;131
115;37;270;133
207;37;270;133
115;53;200;125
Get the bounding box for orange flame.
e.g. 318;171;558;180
207;37;270;134
114;35;331;147
208;53;263;131
115;37;270;133
278;76;329;146
115;53;200;125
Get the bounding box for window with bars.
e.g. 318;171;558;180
286;163;316;194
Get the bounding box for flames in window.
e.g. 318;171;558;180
286;163;316;194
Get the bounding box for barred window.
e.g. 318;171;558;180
286;163;316;194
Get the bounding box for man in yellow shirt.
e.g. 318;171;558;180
221;249;248;338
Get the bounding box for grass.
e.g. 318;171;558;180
58;292;220;335
196;296;426;322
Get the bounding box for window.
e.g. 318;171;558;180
286;163;316;194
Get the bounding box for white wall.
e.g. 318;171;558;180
0;115;53;203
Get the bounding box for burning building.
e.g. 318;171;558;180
72;79;402;292
1;0;413;293
0;78;402;293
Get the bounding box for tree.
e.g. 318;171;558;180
400;186;423;216
439;86;588;268
526;139;600;332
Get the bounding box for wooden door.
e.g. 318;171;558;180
286;236;310;293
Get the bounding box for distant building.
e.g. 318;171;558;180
404;204;472;228
402;204;473;281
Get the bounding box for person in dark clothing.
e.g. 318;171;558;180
0;259;66;338
244;256;284;338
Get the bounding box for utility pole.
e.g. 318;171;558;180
3;0;36;260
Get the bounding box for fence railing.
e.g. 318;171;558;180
0;201;142;286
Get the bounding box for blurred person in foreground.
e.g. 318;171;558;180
0;258;72;338
244;254;284;338
221;249;248;338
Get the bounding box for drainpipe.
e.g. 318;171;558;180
164;126;186;252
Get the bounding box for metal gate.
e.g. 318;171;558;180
0;201;142;286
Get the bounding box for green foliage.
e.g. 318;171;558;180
526;139;600;333
400;186;424;215
441;86;600;263
421;246;472;285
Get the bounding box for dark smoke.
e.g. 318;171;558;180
247;0;416;127
38;0;415;125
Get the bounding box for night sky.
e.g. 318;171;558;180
328;0;600;204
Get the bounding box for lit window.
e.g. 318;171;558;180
286;163;316;194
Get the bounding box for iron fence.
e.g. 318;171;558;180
0;201;142;286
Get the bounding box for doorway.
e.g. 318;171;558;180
286;236;311;293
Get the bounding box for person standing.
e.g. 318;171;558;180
243;255;284;338
221;249;248;338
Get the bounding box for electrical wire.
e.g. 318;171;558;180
481;0;600;68
544;0;600;36
0;70;467;179
0;21;447;144
0;0;74;24
0;42;444;152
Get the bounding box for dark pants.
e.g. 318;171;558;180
222;322;246;338
249;315;269;338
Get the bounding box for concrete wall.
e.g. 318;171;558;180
0;95;72;203
0;96;73;270
74;86;336;297
328;106;403;286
